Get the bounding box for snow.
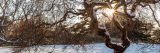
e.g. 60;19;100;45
0;43;160;53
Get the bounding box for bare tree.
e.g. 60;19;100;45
0;0;160;53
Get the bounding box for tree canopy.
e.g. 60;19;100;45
0;0;160;53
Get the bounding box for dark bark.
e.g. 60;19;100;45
83;0;134;53
98;28;130;53
97;16;131;53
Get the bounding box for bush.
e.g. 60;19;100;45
5;16;103;46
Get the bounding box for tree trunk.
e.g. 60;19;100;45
83;1;131;52
97;16;131;53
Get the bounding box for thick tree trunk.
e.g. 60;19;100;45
98;28;130;53
97;16;131;53
83;1;131;53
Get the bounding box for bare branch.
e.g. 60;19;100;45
148;5;160;27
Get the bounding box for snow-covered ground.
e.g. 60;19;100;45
0;43;160;53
